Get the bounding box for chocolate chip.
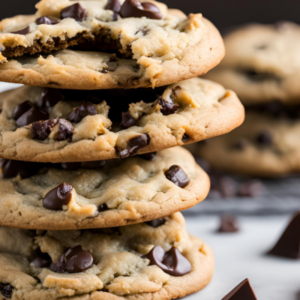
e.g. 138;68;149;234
232;139;248;151
218;216;239;233
31;118;59;140
98;203;109;212
215;176;238;198
120;0;162;19
82;160;106;169
61;3;86;21
268;211;300;259
222;279;258;300
16;107;49;127
106;61;119;72
165;165;189;188
37;88;65;109
50;245;94;274
144;246;191;276
105;0;121;13
146;218;166;228
182;133;190;143
31;251;52;268
11;26;30;35
237;180;264;198
256;131;273;146
120;111;138;129
139;152;156;160
13;101;33;121
36;16;59;25
61;162;81;171
1;159;41;179
0;284;14;299
68;102;97;123
56;119;74;141
43;183;73;211
158;97;179;116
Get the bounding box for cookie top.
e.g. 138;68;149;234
0;213;214;300
0;78;244;163
0;147;210;230
0;0;224;89
193;111;300;177
204;22;300;105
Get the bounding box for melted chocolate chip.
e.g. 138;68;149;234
11;26;30;35
256;131;273;146
98;203;109;212
68;102;97;123
0;283;14;299
120;0;162;19
165;165;189;188
1;159;41;179
43;183;73;211
105;0;121;13
222;279;258;300
139;152;156;160
56;119;74;141
158;97;179;116
13;101;33;121
146;218;166;228
82;160;106;169
37;88;65;109
51;245;94;274
61;162;81;171
61;3;86;21
16;107;49;127
145;246;191;276
182;133;190;143
31;118;59;140
31;251;52;268
36;16;59;25
218;216;239;233
120;111;138;129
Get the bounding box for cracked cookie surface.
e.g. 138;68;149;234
0;147;210;230
0;213;214;300
0;78;244;163
0;0;224;89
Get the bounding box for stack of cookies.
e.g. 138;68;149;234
194;22;300;177
0;1;244;299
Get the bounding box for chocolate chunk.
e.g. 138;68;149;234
268;212;300;259
82;160;106;169
158;97;179;116
56;119;74;141
13;101;33;121
237;180;264;197
51;245;94;274
61;3;86;21
120;111;138;129
98;203;109;212
165;165;189;188
222;279;258;300
120;0;163;19
31;251;52;268
37;88;65;109
36;16;59;25
16;107;49;127
61;162;81;171
31;118;59;140
1;159;40;179
43;183;73;211
182;133;190;143
218;216;239;233
68;102;97;123
146;218;166;228
232;139;248;151
145;246;191;276
11;26;30;35
139;152;156;160
256;131;273;146
105;0;121;13
0;283;14;299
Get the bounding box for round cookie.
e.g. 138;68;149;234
0;78;244;163
0;147;210;230
0;0;225;89
191;112;300;177
0;213;214;300
204;22;300;105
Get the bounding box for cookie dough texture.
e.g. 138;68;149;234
0;213;214;300
204;22;300;105
0;147;210;230
0;0;225;89
0;78;244;163
192;112;300;177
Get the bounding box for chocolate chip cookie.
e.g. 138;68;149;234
0;78;244;163
0;0;224;89
0;147;210;230
204;22;300;105
0;213;214;300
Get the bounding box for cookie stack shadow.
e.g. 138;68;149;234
0;1;245;299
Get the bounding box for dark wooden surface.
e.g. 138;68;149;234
1;0;299;31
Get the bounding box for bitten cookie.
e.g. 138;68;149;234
0;147;210;230
0;0;224;89
0;78;244;163
0;213;214;300
204;22;300;105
